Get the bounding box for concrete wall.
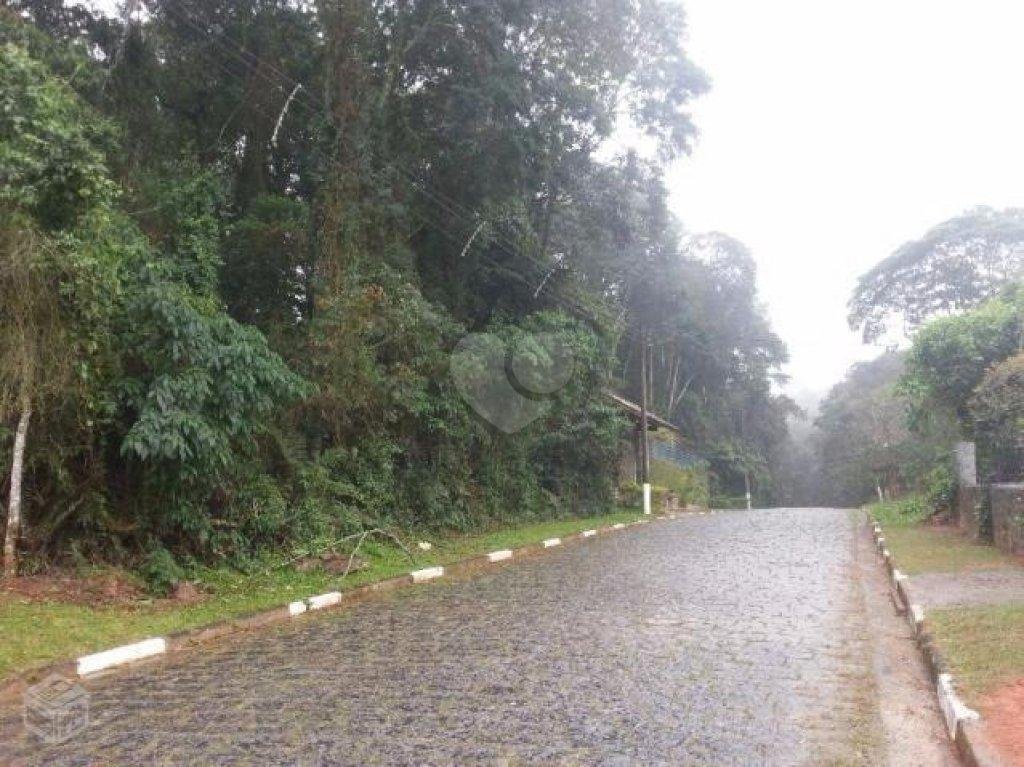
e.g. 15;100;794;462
954;441;978;487
956;485;986;541
946;443;1023;552
990;483;1024;556
952;442;986;540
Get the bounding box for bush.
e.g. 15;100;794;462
649;459;710;506
709;495;749;509
618;481;675;509
923;464;957;514
969;351;1024;479
139;547;186;595
870;495;930;527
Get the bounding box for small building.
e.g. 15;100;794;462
604;391;691;484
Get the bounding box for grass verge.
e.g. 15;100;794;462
880;526;1015;575
928;604;1024;701
867;497;1014;575
0;507;643;680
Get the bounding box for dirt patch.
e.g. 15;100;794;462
856;517;959;766
980;678;1024;766
0;570;143;606
909;568;1024;609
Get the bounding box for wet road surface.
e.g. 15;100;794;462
6;509;888;766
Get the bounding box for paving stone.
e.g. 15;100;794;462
1;509;879;766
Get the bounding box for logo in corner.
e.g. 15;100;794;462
23;674;89;745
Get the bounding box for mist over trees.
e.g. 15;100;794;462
849;206;1024;343
794;208;1024;509
0;0;794;576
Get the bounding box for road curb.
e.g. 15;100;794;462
868;514;1005;767
5;509;715;688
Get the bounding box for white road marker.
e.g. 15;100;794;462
542;538;561;548
612;523;626;530
307;592;342;610
487;549;513;562
910;603;925;627
77;637;166;676
937;673;979;737
411;566;444;583
288;600;308;616
581;529;597;537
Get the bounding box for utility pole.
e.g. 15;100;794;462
639;330;651;515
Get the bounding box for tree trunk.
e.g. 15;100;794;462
3;404;31;579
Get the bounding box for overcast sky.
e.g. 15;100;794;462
668;0;1024;397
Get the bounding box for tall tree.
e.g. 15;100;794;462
0;40;116;575
850;207;1024;343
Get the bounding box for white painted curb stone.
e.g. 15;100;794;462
78;637;166;676
411;566;444;583
288;600;308;616
542;538;561;548
581;529;597;537
910;603;925;630
307;592;342;610
937;672;980;737
893;568;907;584
612;523;626;530
487;549;512;562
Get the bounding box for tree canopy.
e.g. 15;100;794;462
1;0;792;578
849;207;1024;343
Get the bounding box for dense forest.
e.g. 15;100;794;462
0;1;793;579
784;207;1024;510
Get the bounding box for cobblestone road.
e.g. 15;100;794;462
6;509;893;766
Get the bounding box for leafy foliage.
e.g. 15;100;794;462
0;41;115;229
969;353;1024;479
0;1;790;576
850;207;1024;343
810;352;958;507
902;288;1024;426
868;495;931;528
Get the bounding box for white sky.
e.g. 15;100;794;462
668;0;1024;396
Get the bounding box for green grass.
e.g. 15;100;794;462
929;604;1024;701
867;496;932;528
0;508;642;680
879;526;1015;575
867;496;1015;575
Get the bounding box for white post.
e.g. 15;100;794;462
643;482;652;515
4;403;31;579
